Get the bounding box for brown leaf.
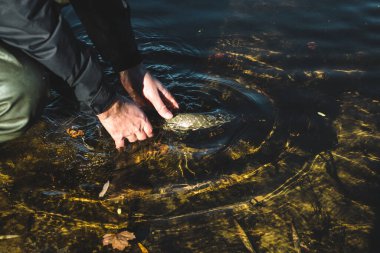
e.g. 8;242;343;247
102;234;115;246
66;128;84;138
102;231;136;251
117;231;136;240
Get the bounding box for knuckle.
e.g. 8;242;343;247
140;114;148;121
160;105;169;112
138;134;147;141
128;137;137;143
146;128;154;137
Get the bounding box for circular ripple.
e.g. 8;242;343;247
105;76;277;217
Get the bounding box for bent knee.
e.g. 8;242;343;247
0;85;44;142
0;104;30;142
0;45;48;142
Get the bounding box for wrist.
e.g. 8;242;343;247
97;99;120;120
90;82;118;115
120;63;147;81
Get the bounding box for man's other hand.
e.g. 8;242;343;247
97;97;153;149
119;64;179;119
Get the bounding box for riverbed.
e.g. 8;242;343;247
0;0;379;252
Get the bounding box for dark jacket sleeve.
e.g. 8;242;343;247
0;0;116;114
70;0;143;72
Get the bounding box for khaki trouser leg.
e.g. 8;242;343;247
0;42;48;142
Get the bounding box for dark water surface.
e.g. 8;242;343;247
1;0;380;252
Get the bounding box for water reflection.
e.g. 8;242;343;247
0;0;379;252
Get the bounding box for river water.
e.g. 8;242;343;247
0;0;379;252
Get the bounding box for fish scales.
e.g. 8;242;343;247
163;111;236;132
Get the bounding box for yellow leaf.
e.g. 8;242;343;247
138;242;149;253
66;128;84;138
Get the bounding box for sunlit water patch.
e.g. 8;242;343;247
0;0;379;252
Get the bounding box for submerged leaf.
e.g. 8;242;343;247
138;242;149;253
99;180;110;198
118;231;136;240
102;230;136;251
66;128;85;138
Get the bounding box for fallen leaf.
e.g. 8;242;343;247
99;180;110;198
138;242;149;253
66;128;85;138
102;230;136;251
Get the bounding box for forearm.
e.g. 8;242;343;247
0;0;115;114
70;0;143;72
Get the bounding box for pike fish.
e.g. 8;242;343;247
163;110;237;132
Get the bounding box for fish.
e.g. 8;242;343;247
163;110;237;132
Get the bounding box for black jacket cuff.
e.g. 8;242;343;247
90;84;118;115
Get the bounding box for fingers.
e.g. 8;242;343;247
135;131;147;141
158;85;180;109
146;84;173;119
127;134;138;143
115;128;151;147
98;98;157;151
142;74;178;119
115;138;125;149
151;95;173;119
125;120;153;143
143;122;154;138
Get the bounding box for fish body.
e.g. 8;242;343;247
163;110;236;132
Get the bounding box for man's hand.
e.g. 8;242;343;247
119;64;179;119
97;97;153;149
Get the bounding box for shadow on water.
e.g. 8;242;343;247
0;0;379;252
